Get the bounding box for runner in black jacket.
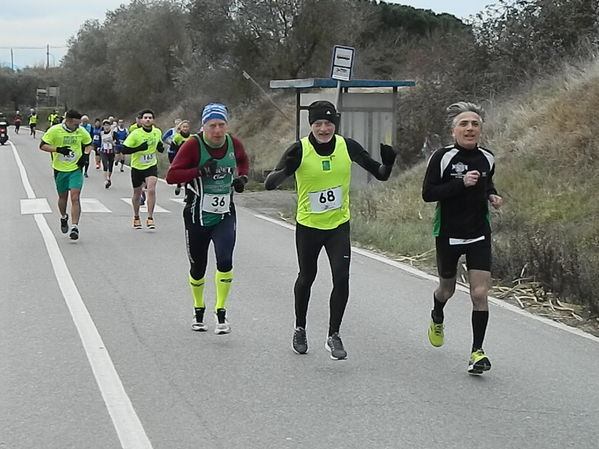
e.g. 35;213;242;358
422;101;503;375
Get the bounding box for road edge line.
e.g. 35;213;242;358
10;141;154;449
252;212;599;344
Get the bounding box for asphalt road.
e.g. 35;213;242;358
2;127;599;449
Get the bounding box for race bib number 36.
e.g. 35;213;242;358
308;186;342;213
202;193;231;214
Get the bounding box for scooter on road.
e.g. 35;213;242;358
0;118;9;145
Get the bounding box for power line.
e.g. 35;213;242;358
0;46;68;50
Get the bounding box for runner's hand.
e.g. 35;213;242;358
56;146;71;156
463;170;480;187
489;194;503;209
198;158;217;177
77;153;89;169
232;175;248;193
380;143;396;166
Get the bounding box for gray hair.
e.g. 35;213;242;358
447;102;485;127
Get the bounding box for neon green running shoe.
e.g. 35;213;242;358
468;349;492;375
428;319;444;347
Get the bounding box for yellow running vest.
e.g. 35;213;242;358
295;135;352;230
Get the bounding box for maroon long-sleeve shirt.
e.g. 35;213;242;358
165;133;249;184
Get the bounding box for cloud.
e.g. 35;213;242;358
0;0;125;67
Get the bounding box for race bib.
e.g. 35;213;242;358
102;142;113;150
308;186;342;213
60;151;77;162
202;193;230;214
141;153;155;164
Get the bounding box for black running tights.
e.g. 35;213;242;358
294;221;351;335
184;208;236;279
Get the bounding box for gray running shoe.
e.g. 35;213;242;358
325;332;347;360
292;327;308;354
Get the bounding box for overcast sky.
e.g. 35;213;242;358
1;0;496;69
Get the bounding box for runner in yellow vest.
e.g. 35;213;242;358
28;109;38;138
39;109;94;240
265;100;397;360
122;108;164;229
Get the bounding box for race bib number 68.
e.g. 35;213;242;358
308;186;342;213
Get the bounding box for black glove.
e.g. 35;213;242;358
156;141;164;153
232;175;248;193
56;146;71;156
198;158;217;177
77;153;89;169
380;143;396;166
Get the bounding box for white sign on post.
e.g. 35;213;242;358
330;45;355;81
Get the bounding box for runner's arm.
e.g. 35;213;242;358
121;141;148;154
39;139;67;154
346;138;394;181
264;142;301;190
165;138;202;184
232;136;249;177
422;150;465;202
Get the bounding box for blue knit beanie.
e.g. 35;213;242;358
202;103;228;125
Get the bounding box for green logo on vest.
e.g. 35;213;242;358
322;160;331;171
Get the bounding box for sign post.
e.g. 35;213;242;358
330;45;355;81
330;45;355;125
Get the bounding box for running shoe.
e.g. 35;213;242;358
69;226;79;240
428;318;445;347
146;217;155;229
95;163;100;169
325;332;347;360
174;186;181;196
292;327;308;354
104;179;111;189
214;308;231;335
84;173;89;178
468;349;492;375
191;308;208;332
60;214;69;234
133;217;142;229
140;196;145;206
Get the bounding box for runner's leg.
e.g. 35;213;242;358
294;223;325;329
324;222;351;336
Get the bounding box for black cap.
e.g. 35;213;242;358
308;101;339;127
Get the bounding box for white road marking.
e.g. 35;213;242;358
20;198;52;214
120;198;170;213
253;212;599;344
10;141;154;449
80;198;112;213
170;198;185;204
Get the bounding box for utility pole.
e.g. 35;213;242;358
46;44;50;69
10;48;14;71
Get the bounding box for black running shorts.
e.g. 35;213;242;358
435;235;492;279
131;165;158;188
